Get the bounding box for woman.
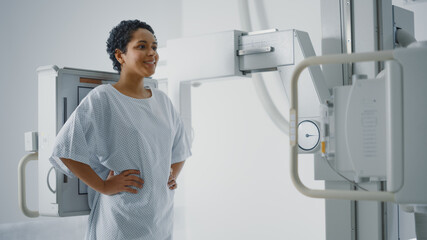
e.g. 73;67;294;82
49;20;192;240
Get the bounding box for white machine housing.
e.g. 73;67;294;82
289;46;427;204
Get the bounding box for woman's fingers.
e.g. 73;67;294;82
125;180;143;189
124;187;138;194
124;175;144;190
107;169;180;193
123;169;140;176
168;180;177;190
127;175;144;184
168;173;176;182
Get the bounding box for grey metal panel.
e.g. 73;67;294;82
378;0;394;51
319;2;396;239
320;0;346;88
393;6;414;36
295;30;331;105
398;205;416;239
352;1;379;78
356;182;384;240
55;69;117;216
325;181;355;240
314;154;344;181
387;202;399;239
341;0;353;85
320;3;356;239
386;203;416;240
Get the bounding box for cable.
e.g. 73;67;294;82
323;155;369;191
238;0;290;135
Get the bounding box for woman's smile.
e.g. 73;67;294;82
143;60;156;67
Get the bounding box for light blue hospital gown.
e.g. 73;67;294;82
49;84;192;240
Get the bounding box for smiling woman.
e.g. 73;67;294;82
112;28;159;98
106;20;159;99
106;20;157;73
48;19;192;240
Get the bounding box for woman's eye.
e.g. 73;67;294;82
138;45;145;49
152;47;157;51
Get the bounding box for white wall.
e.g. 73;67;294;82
0;0;182;238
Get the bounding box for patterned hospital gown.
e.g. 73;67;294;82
49;84;192;240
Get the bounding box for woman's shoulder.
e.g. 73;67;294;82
151;88;181;119
151;88;180;113
84;84;111;101
152;87;166;97
93;84;110;95
77;84;110;110
152;88;172;103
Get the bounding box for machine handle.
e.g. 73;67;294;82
18;153;40;217
289;50;397;201
237;46;274;56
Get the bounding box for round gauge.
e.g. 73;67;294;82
298;120;320;151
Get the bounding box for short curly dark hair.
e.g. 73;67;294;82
106;20;156;73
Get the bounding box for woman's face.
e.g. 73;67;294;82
120;28;159;78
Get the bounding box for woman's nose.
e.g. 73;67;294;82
148;48;156;56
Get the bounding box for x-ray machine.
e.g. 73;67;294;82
19;0;427;239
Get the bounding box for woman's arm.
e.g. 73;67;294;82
168;161;185;190
60;158;144;195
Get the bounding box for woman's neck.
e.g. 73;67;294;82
113;71;151;99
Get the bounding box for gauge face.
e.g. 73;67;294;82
298;120;320;151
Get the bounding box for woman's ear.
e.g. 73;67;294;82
115;49;124;65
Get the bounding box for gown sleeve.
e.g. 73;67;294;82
49;92;101;178
171;107;193;164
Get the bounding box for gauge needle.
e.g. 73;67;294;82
305;134;318;137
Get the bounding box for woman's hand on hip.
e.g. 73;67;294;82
102;169;144;195
168;168;177;190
